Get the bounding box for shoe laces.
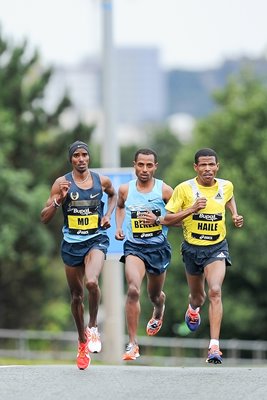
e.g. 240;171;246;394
148;319;160;329
90;327;100;342
209;345;222;355
78;341;88;357
187;309;199;322
125;343;137;353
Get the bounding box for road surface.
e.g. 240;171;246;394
0;364;266;399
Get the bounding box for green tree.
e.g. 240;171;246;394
147;127;181;179
0;30;94;330
120;128;181;179
120;144;139;167
160;71;267;340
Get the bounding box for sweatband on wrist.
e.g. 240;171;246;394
53;199;61;208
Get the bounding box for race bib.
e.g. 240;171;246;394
68;214;99;234
131;209;162;239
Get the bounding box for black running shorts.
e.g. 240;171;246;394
181;239;232;275
120;238;171;275
61;234;109;267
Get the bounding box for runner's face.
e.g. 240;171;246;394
71;149;89;172
194;156;219;186
134;154;158;183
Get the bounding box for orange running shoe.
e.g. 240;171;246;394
146;304;165;336
77;330;91;370
123;343;140;361
86;327;102;353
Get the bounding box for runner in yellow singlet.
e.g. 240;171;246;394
163;148;244;364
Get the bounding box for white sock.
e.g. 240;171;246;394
209;339;219;348
189;304;200;313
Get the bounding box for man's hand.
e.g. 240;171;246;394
100;215;111;230
233;214;244;228
115;228;125;240
58;179;71;203
192;197;207;212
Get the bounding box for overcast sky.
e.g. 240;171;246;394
1;0;267;70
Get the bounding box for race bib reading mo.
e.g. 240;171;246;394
68;214;99;233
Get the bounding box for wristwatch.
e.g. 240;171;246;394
155;216;161;226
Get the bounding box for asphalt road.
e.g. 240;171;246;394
0;364;266;400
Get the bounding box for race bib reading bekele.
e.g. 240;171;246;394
129;206;162;239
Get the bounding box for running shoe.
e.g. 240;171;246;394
77;331;91;370
146;304;165;336
185;306;201;332
122;343;140;361
86;326;102;353
206;345;223;364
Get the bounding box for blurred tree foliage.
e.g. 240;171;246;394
1;25;266;345
120;128;181;179
0;30;95;330
140;71;267;341
120;144;139;168
148;127;181;179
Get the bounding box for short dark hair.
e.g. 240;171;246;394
134;148;158;163
194;148;218;164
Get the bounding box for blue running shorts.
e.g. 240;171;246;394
61;234;109;267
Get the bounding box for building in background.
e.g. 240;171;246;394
44;48;259;145
44;46;166;144
44;58;101;126
114;47;166;125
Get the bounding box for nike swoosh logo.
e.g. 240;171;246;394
148;198;159;202
90;193;100;199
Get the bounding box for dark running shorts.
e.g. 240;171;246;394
61;234;109;267
181;239;232;276
120;238;172;275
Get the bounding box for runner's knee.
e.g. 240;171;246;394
208;285;222;301
127;285;140;302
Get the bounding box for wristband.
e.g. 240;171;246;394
53;198;61;208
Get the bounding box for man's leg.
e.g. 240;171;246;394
204;260;226;340
185;272;206;309
124;255;146;344
83;249;105;354
146;272;166;336
184;272;205;332
65;264;91;369
84;249;105;328
65;265;86;342
147;272;166;319
204;259;226;363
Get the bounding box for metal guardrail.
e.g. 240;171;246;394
0;329;266;366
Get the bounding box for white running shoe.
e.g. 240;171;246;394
86;327;102;353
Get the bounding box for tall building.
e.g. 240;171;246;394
44;59;101;121
114;47;166;124
44;46;166;133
